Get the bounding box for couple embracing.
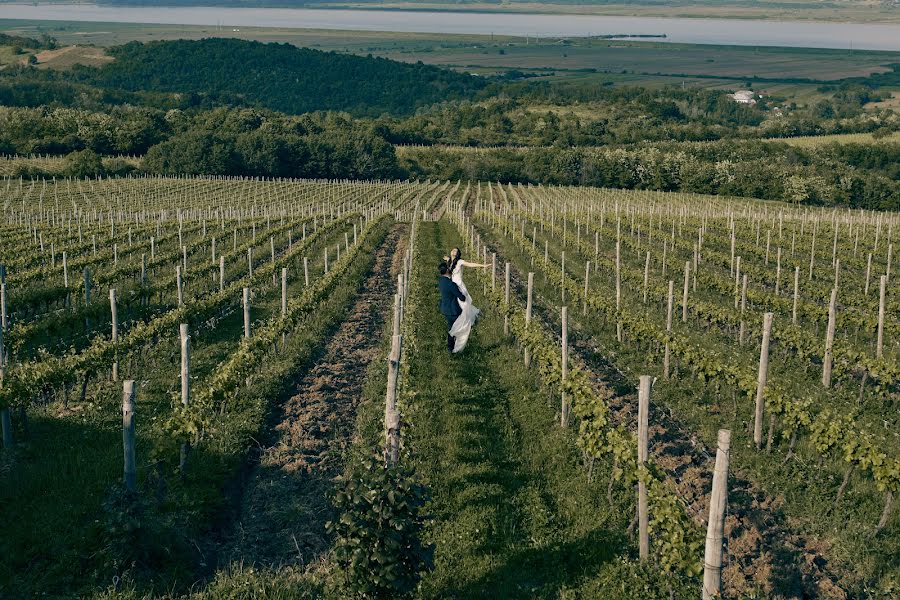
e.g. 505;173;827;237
437;247;492;353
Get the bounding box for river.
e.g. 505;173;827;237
2;3;900;51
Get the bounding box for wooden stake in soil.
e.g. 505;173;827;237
682;260;691;323
281;268;288;317
792;266;800;325
583;261;590;316
243;287;251;338
524;273;534;368
822;288;837;388
616;242;623;341
176;265;184;306
702;429;731;600
219;256;225;292
739;274;748;346
392;293;401;338
384;334;403;467
1;282;7;333
865;253;873;296
179;324;190;470
504;262;511;336
754;312;774;449
560;306;569;427
122;380;136;492
561;251;566;303
303;257;309;287
637;375;651;561
876;275;886;359
110;289;119;381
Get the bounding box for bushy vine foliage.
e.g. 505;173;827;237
327;452;434;599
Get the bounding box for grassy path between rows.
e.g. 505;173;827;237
403;220;690;598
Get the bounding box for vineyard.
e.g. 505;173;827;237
0;176;897;599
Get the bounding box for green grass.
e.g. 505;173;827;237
401;220;693;598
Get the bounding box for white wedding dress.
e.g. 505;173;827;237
449;262;481;353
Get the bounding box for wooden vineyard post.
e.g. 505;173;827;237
664;280;674;379
280;267;288;348
702;429;731;600
392;293;401;338
1;282;7;333
583;260;590;316
682;260;690;323
179;324;190;470
0;284;6;372
248;247;253;278
524;273;534;368
122;380;136;492
877;275;886;359
754;312;773;449
110;289;119;382
176;265;184;306
792;266;800;325
865;253;873;296
822;288;837;388
616;242;622;342
303;257;309;287
560;306;569;427
637;375;650;561
1;296;10;445
561;251;566;303
384;334;402;467
504;262;511;336
219;256;225;292
887;243;893;284
0;286;4;387
281;268;288;317
243;287;251;338
739;274;748;346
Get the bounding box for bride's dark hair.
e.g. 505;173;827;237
448;247;462;274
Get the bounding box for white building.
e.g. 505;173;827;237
730;90;757;105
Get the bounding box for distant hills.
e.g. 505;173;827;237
68;38;487;116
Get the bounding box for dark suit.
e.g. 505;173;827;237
438;275;466;352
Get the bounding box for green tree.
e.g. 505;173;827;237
64;149;104;178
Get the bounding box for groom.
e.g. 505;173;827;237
438;262;466;353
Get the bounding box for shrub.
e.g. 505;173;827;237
327;452;433;598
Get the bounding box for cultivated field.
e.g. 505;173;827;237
3;19;898;101
0;177;897;598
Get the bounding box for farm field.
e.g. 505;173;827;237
3;19;899;102
0;176;898;599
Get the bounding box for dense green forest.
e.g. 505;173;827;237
0;36;898;208
2;38;489;116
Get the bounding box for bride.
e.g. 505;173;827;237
446;247;491;353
